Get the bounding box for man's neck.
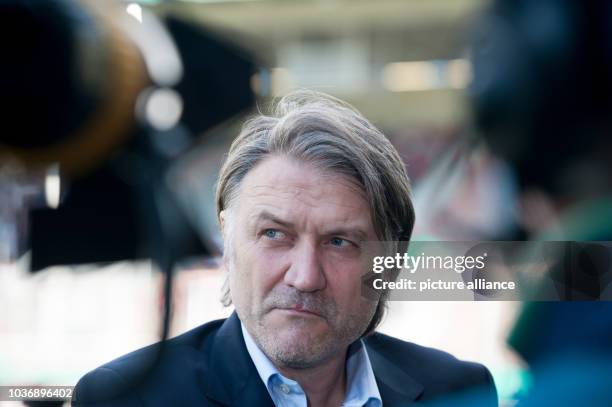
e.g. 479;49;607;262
277;351;347;407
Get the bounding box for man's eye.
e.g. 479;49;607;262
263;229;285;240
329;237;350;247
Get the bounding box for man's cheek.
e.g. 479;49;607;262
334;265;364;293
259;258;288;285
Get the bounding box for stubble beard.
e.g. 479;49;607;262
242;287;378;370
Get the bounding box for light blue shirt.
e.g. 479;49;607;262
241;323;382;407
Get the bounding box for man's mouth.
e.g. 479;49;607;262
278;303;324;318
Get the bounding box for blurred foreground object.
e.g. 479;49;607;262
0;0;257;269
0;0;258;398
470;0;612;201
470;0;612;405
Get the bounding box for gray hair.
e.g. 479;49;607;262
215;89;414;336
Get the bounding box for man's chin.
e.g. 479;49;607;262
260;334;333;370
255;312;335;367
263;309;328;337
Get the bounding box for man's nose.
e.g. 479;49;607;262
283;241;326;292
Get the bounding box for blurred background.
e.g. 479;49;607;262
5;0;604;405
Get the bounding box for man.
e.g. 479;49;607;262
74;90;497;406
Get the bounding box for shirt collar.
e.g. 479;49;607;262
343;338;382;406
241;322;382;407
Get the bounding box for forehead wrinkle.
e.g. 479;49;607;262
246;204;291;227
242;185;334;215
244;203;374;241
241;155;364;194
243;178;369;210
242;189;371;227
234;155;376;236
243;184;303;202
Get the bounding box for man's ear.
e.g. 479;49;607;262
219;210;231;271
219;210;226;238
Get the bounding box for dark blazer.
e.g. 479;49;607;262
73;313;497;406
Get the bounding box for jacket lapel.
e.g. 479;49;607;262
366;340;424;406
198;312;275;407
199;314;423;407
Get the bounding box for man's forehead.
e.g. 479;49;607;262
235;155;374;231
239;155;366;204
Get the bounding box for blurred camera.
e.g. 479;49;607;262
0;0;259;270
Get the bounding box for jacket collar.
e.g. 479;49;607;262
365;340;424;406
199;312;275;407
199;312;423;406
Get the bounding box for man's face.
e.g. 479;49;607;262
223;155;379;369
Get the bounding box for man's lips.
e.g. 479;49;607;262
276;304;324;318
